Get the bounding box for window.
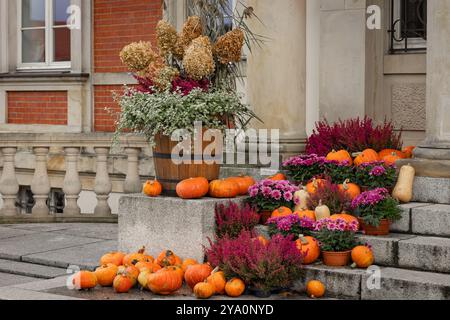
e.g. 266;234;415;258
18;0;71;69
389;0;427;53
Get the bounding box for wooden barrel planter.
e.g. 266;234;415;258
152;133;220;196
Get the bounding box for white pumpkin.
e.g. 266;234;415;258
294;186;310;211
315;200;331;220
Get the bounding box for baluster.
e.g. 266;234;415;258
63;147;82;216
31;147;51;217
0;147;19;216
124;147;142;194
94;147;112;216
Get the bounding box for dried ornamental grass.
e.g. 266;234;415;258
183;36;215;80
156;20;178;57
119;41;157;72
214;29;245;64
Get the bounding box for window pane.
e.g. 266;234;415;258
22;0;46;28
22;29;45;63
54;27;71;61
54;0;71;26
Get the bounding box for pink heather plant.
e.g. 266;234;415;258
246;179;300;212
267;214;316;239
205;231;304;292
215;202;260;239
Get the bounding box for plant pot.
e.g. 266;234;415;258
259;211;272;225
322;251;351;267
250;288;272;298
358;218;390;236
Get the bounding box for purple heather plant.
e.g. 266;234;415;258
246;179;300;212
267;214;316;239
215;202;260;239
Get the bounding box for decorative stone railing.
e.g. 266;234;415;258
0;133;149;223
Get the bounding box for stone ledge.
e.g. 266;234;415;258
411;176;450;204
397;158;450;179
0;215;118;225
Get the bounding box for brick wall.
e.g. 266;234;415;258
7;91;68;125
93;85;123;132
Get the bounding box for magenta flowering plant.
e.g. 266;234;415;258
267;215;316;239
354;161;397;189
323;160;356;184
313;218;359;252
246;179;300;212
282;154;327;183
352;188;401;227
215;202;260;239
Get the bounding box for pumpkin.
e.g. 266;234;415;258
123;247;153;266
194;281;216;299
326;149;353;165
137;269;152;289
99;251;125;267
176;177;210;199
268;173;286;181
226;176;256;196
383;152;401;166
135;261;161;273
166;265;184;281
113;274;134;293
184;263;213;289
94;264;118;287
256;235;269;246
306;280;325;298
295;210;316;221
315;201;331;220
338;179;361;200
330;213;359;227
294;187;310;211
378;149;405;159
209;179;239;198
271;206;293;218
143;179;163;197
123;265;140;286
206;267;226;295
295;235;320;265
351;246;374;268
306;178;326;195
225;278;246;297
72;271;97;290
392;164;415;203
147;267;183;295
181;259;199;273
156;250;182;267
354;149;380;166
402;146;415;158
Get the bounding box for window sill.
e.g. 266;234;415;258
0;72;90;83
384;53;426;75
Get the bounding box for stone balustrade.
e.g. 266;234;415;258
0;133;150;223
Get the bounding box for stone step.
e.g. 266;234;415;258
0;259;68;279
293;264;450;300
412;176;450;204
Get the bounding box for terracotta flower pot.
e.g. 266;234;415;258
322;251;351;267
259;211;272;225
358;218;390;236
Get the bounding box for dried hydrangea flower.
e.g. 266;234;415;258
156;20;178;57
154;66;180;91
214;28;244;64
178;16;203;52
119;41;157;72
183;36;215;80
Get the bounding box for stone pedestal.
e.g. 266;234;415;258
118;195;246;262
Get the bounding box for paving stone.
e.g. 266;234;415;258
411;204;450;237
51;223;118;240
412;176;450;204
361;267;450;300
22;240;117;270
0;259;68;279
0;272;40;288
13;275;71;291
0;226;37;240
391;203;431;233
0;286;83;300
398;236;450;273
5;223;75;232
0;233;101;260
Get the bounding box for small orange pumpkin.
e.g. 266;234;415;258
143;179;163;197
156;250;182;267
122;265;140;286
148;267;183;295
256;235;269;246
123;247;153;266
326;149;353;165
378;149;405;159
206;267;227;295
225;278;246;297
383;152;401;166
94;264;118;287
271;206;293;218
194;281;216;299
268;173;286;181
209;179;240;198
113;274;134;293
338;179;361;200
135;261;161;273
306;280;325;298
99;251;126;267
351;246;374;268
72;271;97;290
306;178;326;195
295;209;316;221
184;263;213;289
225;176;256;196
295;235;320;265
181;259;199;273
402;146;415;158
354;149;380;166
330;213;359;227
176;177;210;199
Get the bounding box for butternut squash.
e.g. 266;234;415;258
315;200;331;221
392;164;415;203
294;186;310;211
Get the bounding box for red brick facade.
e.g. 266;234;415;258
93;85;122;132
7;91;68;125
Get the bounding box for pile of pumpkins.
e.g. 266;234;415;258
326;146;415;166
72;247;246;299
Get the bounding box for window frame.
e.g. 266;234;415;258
17;0;71;70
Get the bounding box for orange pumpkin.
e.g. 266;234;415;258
184;263;213;289
256;235;269;246
383;152;401;166
181;259;199;273
271;206;293;218
113;274;134;293
225;278;246;297
330;213;359;227
306;178;326;195
156;250;182;267
194;281;216;299
338;179;361;200
354;149;380;166
135;261;161;273
402;146;415;158
351;246;374;268
268;173;286;181
295;235;320;265
165;265;184;281
378;149;405;159
123;247;153;266
209;179;240;198
306;280;325;298
326;149;353;165
143;179;163;197
206;268;227;295
295;210;316;221
94;264;118;287
176;177;210;199
99;251;125;267
148;267;183;295
72;271;97;290
225;176;256;196
122;265;140;286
